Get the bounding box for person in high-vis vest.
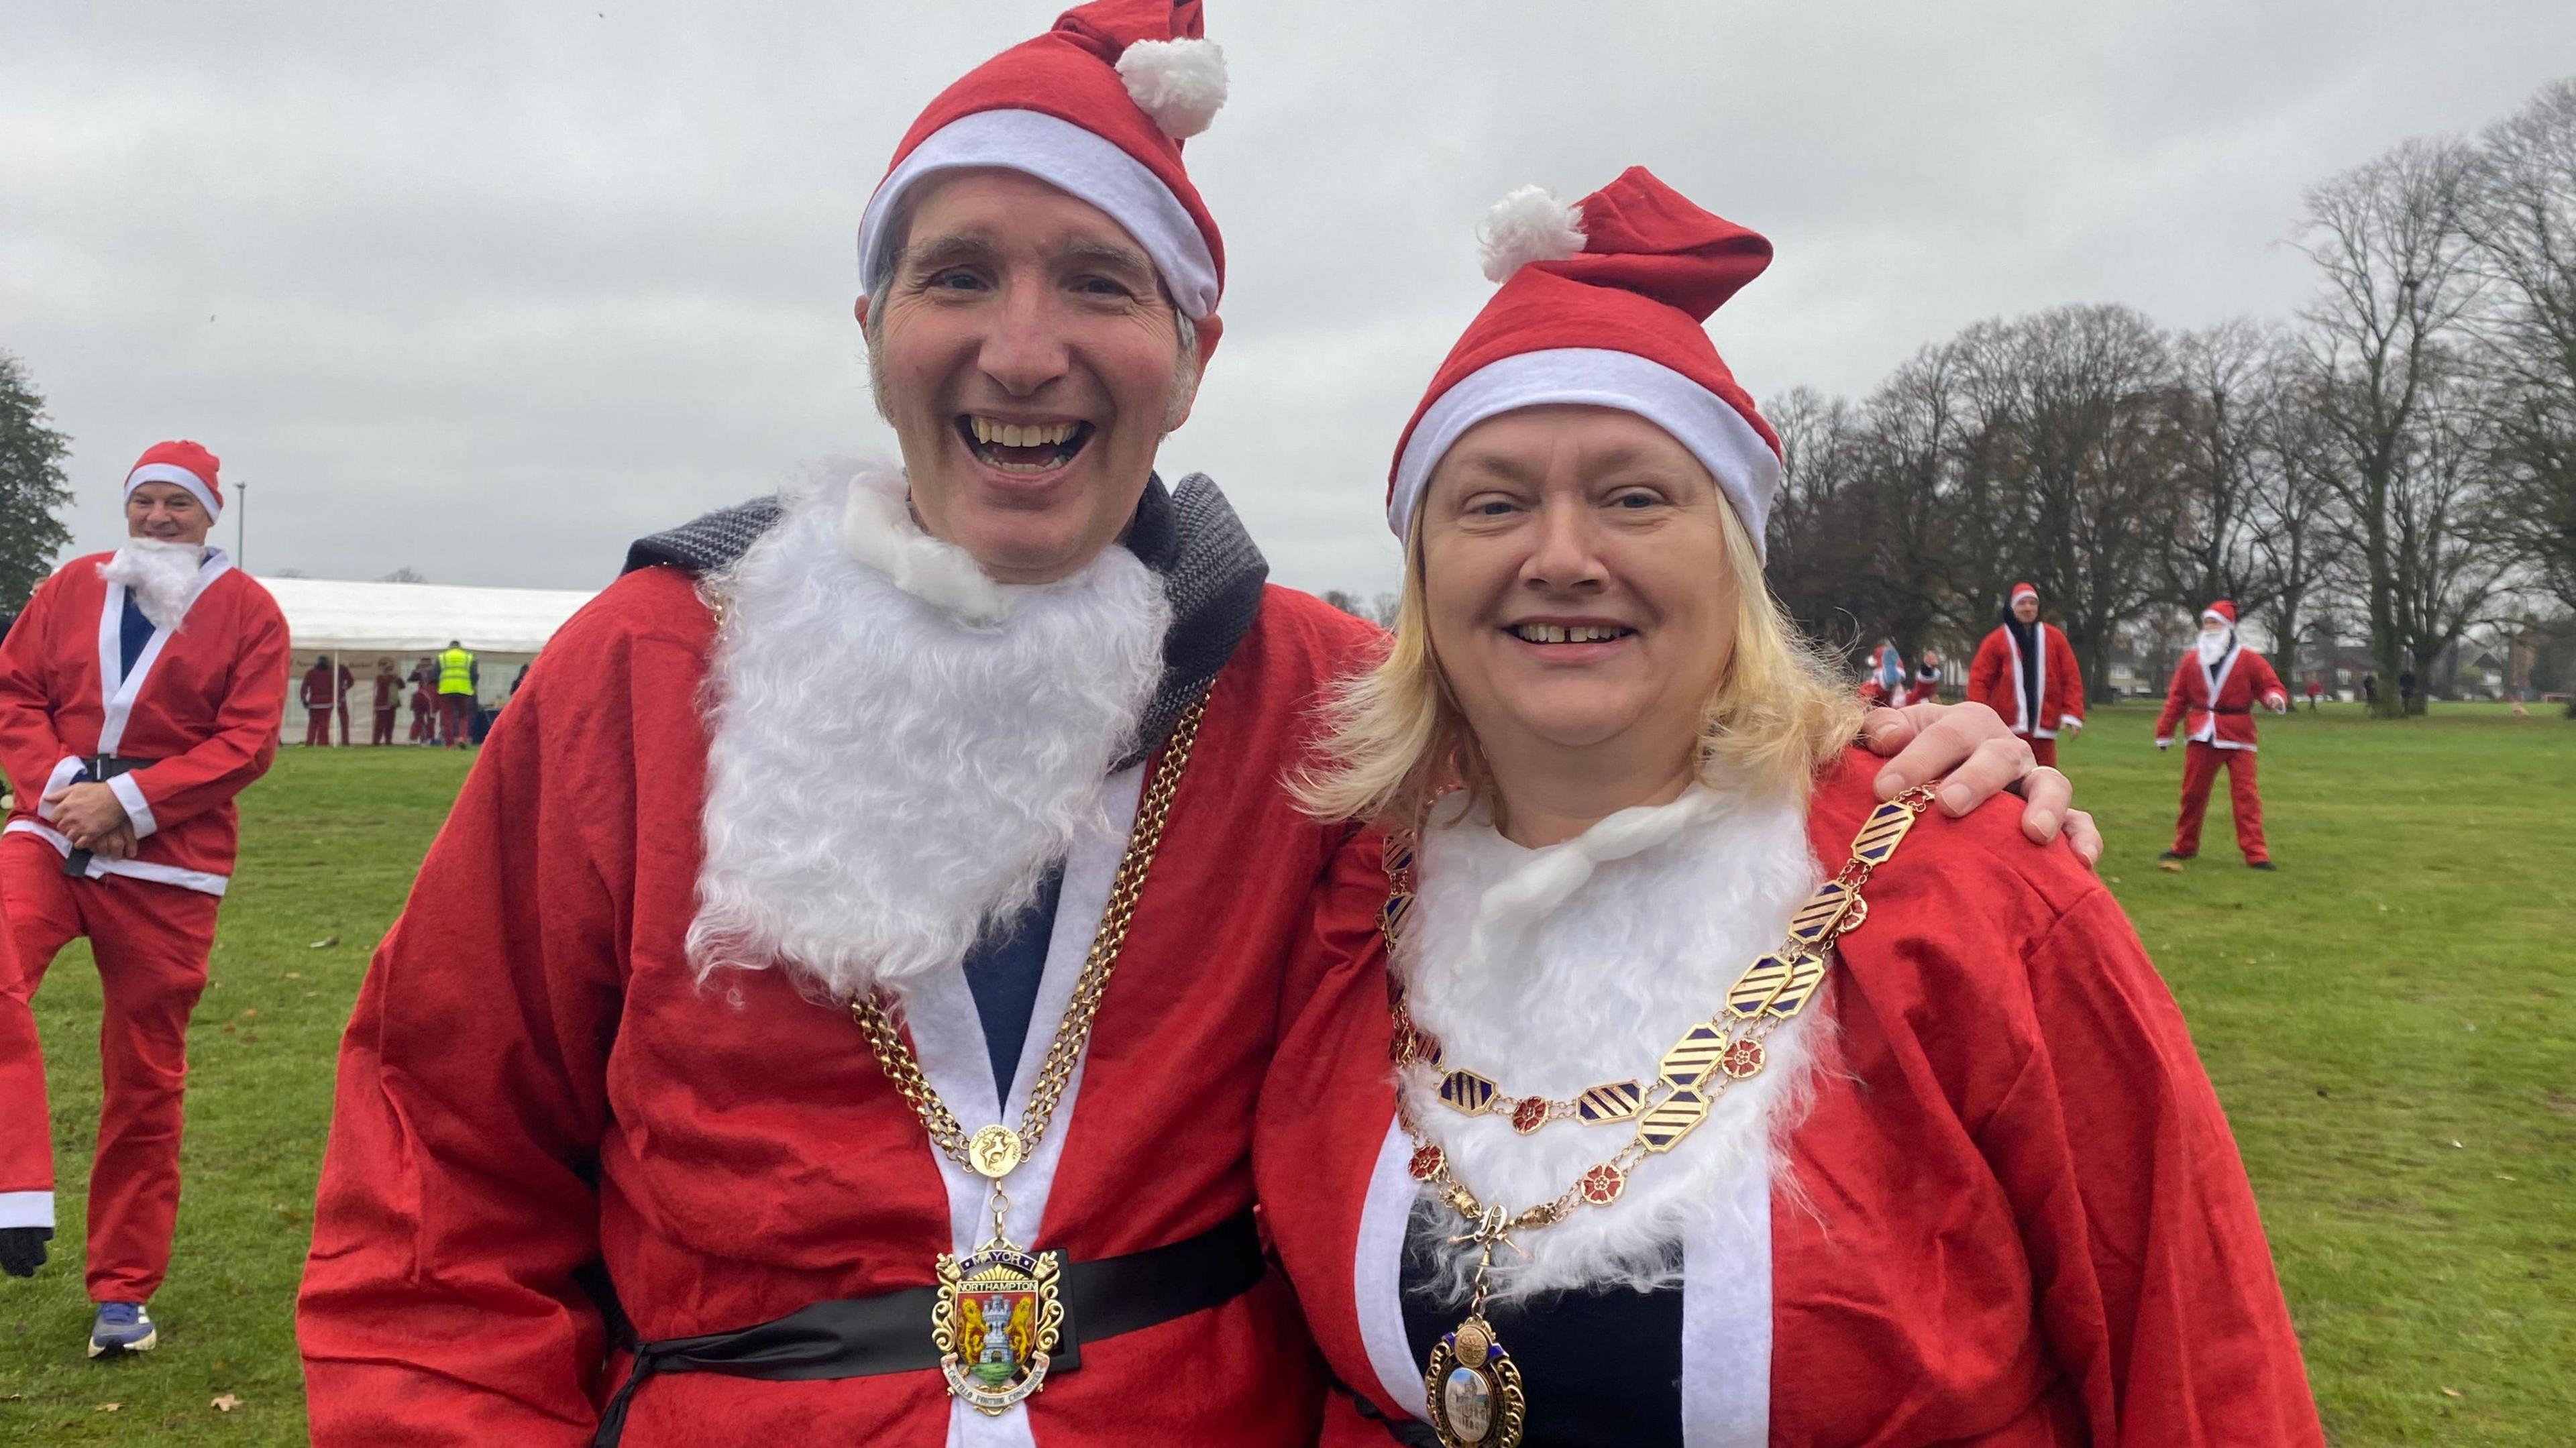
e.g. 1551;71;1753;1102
435;641;477;749
0;440;288;1356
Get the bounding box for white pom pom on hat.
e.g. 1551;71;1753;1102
1478;184;1588;283
1117;37;1228;138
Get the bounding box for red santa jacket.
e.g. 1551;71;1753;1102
0;549;288;894
1968;623;2084;737
1257;751;2323;1447
297;563;1378;1447
2153;643;2286;751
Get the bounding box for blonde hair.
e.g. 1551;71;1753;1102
1292;492;1862;828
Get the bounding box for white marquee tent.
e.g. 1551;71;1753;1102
260;575;598;742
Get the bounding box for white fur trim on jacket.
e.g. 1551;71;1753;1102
1395;783;1822;1306
857;109;1220;319
1389;349;1780;557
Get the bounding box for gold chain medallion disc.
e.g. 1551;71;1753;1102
967;1125;1024;1180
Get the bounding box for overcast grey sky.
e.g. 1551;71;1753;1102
6;1;2570;597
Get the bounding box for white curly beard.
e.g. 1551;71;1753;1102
686;463;1171;1004
1399;783;1823;1307
97;538;207;630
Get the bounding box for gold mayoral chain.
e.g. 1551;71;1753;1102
1383;786;1937;1448
849;695;1207;1417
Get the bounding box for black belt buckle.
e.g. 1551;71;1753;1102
62;756;148;875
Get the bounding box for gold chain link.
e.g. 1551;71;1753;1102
851;695;1209;1173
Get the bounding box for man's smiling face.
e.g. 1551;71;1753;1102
861;168;1199;586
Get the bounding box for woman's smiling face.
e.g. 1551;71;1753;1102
1418;404;1741;768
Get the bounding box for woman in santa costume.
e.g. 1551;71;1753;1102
0;439;290;1355
1968;583;2084;767
2154;602;2288;870
1260;172;2322;1447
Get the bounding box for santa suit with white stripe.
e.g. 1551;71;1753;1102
294;467;1373;1445
2153;603;2287;865
1968;586;2083;769
0;447;290;1300
1258;750;2324;1447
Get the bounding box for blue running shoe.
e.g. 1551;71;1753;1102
88;1301;156;1357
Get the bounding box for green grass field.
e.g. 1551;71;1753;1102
1;704;2570;1443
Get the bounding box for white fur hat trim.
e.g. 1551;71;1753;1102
1389;349;1782;559
1116;37;1228;139
855;109;1220;319
1479;185;1587;283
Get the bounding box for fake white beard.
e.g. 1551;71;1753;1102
1399;783;1825;1307
2198;628;2233;667
686;463;1171;1003
97;538;207;630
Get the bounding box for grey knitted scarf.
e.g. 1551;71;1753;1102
623;473;1269;769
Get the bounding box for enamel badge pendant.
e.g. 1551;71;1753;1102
1424;1313;1526;1448
933;1237;1066;1415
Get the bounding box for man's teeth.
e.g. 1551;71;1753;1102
967;417;1081;448
1511;624;1629;644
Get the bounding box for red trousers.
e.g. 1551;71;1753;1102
2021;735;2059;769
0;836;221;1300
303;706;331;746
409;705;431;742
439;693;473;746
370;708;397;746
2174;741;2268;863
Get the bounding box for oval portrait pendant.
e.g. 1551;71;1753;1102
1423;1312;1526;1448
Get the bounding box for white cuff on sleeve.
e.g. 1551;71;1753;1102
0;1190;54;1229
34;756;83;820
107;771;157;838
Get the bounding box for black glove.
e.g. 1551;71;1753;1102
0;1225;52;1277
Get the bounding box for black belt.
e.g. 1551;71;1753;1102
592;1210;1265;1446
62;757;157;876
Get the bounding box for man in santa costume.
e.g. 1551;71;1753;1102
295;6;2085;1443
1862;639;1904;708
1905;646;1943;705
0;439;290;1355
1969;581;2084;767
2155;600;2289;869
368;657;401;746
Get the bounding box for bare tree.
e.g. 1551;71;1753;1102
2165;321;2290;626
1966;305;2185;702
1762;385;1876;656
2294;137;2483;716
2258;376;2348;688
2461;78;2576;610
2388;375;2515;709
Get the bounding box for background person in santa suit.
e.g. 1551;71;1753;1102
1906;646;1943;705
2155;600;2290;869
294;7;2078;1443
299;655;337;746
1970;581;2084;767
0;439;290;1356
1265;168;2321;1448
1862;639;1904;708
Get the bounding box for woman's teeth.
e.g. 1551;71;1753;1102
1509;624;1631;644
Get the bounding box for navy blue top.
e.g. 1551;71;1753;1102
118;593;155;677
961;862;1066;1101
1400;1196;1683;1446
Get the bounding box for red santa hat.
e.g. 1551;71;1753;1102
2202;600;2238;627
1387;167;1781;553
124;439;223;518
2010;581;2039;606
854;0;1227;325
